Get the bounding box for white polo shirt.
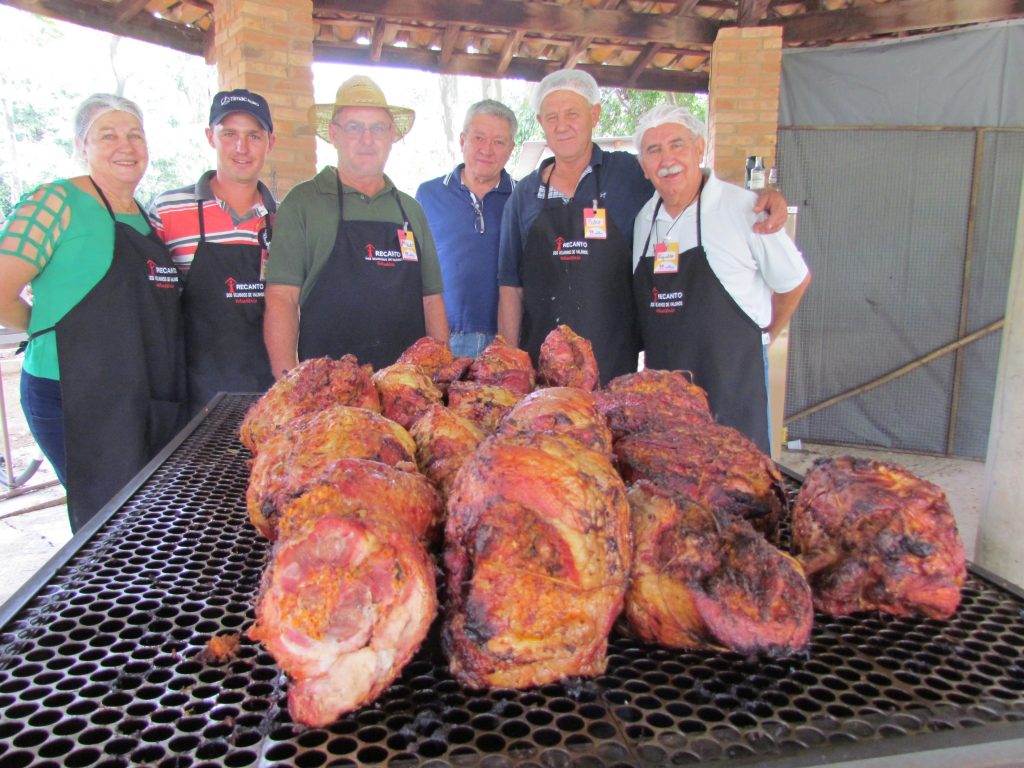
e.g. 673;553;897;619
632;172;808;330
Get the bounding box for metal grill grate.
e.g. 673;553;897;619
1;395;1023;767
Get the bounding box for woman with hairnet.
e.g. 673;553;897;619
0;93;186;532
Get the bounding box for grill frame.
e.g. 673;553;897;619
1;394;1023;768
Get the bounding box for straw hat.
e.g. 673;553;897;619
308;75;416;142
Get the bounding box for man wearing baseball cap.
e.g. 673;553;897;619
262;75;447;376
149;88;277;414
497;69;789;385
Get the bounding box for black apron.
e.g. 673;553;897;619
297;177;425;369
634;182;770;452
520;159;639;385
32;179;186;531
181;201;274;414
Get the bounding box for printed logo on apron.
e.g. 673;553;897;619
650;286;684;314
364;241;404;266
146;259;179;289
223;276;264;304
551;236;589;262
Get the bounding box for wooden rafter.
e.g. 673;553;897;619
737;0;771;27
315;40;710;92
625;41;662;87
0;0;207;54
315;0;718;46
369;16;386;63
563;36;593;69
780;0;1024;44
115;0;150;24
439;24;461;69
495;29;524;76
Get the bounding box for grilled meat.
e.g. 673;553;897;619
446;381;524;433
537;324;600;391
615;421;786;538
444;431;631;689
498;386;612;455
595;369;711;439
466;335;536;395
792;456;966;619
246;406;418;539
372;362;444;430
409;404;485;500
396;336;471;391
239;356;379;453
249;486;437;728
625;481;812;654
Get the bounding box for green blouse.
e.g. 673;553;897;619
0;179;151;380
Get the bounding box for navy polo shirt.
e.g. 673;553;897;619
416;165;514;335
498;144;653;287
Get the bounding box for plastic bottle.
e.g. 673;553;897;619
745;156;756;188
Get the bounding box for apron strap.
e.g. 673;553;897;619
89;177;141;222
27;326;55;342
638;176;707;262
336;174;416;240
539;156;602;207
197;200;207;243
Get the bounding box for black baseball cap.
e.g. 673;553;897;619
209;89;273;133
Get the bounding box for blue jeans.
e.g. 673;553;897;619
449;331;494;359
20;370;67;486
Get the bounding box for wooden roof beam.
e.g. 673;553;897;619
780;0;1024;44
314;41;709;92
495;29;524;76
439;24;460;70
0;0;206;55
737;0;771;27
563;36;593;69
369;16;386;62
115;0;150;24
624;41;662;88
317;0;719;46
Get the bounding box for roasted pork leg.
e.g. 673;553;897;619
626;481;812;655
792;456;966;619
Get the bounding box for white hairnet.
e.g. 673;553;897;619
531;69;601;114
633;103;706;153
74;93;145;146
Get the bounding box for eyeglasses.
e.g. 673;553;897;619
470;197;485;234
333;121;391;139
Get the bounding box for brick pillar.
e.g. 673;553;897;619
707;26;783;186
212;0;316;198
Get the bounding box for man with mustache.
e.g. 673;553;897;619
497;69;789;385
632;104;811;452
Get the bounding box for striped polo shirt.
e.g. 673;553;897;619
147;169;277;274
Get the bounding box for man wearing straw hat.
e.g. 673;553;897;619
263;75;447;376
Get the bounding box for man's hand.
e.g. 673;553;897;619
753;188;789;235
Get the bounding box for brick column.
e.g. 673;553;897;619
212;0;316;198
707;26;783;186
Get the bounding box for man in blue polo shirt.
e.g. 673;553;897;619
498;69;789;384
416;100;517;358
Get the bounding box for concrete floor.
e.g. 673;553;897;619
0;341;988;608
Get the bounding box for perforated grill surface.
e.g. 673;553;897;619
1;395;1023;767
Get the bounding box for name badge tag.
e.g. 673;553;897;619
398;228;418;261
654;241;679;273
584;207;607;239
